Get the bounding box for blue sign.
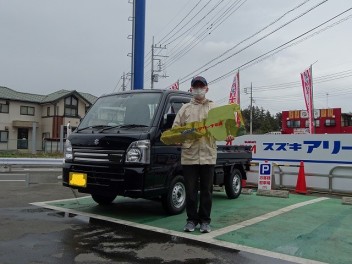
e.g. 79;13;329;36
260;163;271;175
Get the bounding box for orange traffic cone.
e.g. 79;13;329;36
295;161;307;194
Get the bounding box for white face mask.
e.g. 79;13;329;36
192;88;207;99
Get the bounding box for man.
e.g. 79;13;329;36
172;76;234;233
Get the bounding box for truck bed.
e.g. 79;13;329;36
216;145;252;165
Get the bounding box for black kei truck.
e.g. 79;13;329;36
63;89;252;215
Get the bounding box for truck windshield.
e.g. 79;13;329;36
78;93;162;131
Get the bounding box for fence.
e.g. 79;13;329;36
248;162;352;195
0;158;64;187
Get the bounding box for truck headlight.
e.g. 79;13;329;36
125;140;150;164
64;139;73;160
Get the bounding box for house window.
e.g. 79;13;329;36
64;96;78;117
0;102;9;113
20;106;35;116
0;131;9;142
287;120;300;128
47;107;50;116
305;119;320;127
325;119;336;127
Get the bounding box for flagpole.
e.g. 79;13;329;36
310;60;318;134
237;70;240;109
310;64;314;134
250;82;253;135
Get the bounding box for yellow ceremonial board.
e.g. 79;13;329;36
161;104;244;145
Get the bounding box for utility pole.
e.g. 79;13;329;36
150;36;168;89
151;37;155;89
122;72;126;91
250;82;253;135
245;83;253;135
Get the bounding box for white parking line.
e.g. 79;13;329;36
0;180;25;182
31;197;328;264
201;197;330;239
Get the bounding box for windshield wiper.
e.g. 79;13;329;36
119;124;148;128
76;125;111;132
97;124;148;133
98;125;123;133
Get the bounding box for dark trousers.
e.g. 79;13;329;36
183;165;215;224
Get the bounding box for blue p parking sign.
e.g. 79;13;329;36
260;163;271;175
258;162;272;190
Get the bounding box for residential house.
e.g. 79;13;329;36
0;86;97;152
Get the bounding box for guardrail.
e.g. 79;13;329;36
0;158;64;187
0;158;64;174
249;162;352;195
0;158;64;166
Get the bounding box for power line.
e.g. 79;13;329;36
178;0;313;82
214;67;352;105
164;0;227;47
164;0;245;69
208;7;352;85
160;0;246;86
180;0;329;84
156;0;203;46
146;0;220;82
254;70;352;92
144;0;201;70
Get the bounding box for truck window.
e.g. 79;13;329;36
79;93;162;128
163;99;190;120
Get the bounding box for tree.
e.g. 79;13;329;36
240;106;281;134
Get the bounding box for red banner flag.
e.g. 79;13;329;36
228;71;240;105
300;66;314;134
227;71;241;145
170;80;179;90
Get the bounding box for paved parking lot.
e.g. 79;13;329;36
34;190;352;264
0;180;296;264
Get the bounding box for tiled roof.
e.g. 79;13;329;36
0;86;44;102
0;86;97;104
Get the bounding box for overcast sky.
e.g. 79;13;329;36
1;0;352;114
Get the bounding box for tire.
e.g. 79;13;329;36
91;193;117;205
225;168;242;199
162;175;186;215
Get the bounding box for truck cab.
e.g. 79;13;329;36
63;89;251;214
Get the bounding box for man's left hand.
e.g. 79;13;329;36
226;135;235;142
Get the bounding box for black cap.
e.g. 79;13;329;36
191;76;207;87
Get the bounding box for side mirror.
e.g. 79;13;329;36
163;113;176;130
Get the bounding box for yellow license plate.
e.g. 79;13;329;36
69;172;87;187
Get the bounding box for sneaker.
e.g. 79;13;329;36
184;221;196;232
200;223;211;233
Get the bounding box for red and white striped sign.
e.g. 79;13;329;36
228;71;240;104
170;80;179;90
300;66;314;134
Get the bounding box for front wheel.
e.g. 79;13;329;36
162;175;186;215
224;168;242;199
91;193;117;205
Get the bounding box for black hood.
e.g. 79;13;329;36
68;132;149;150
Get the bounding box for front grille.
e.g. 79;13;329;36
73;147;125;164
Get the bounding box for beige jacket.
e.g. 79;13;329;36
172;98;217;165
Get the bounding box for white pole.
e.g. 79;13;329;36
32;122;37;154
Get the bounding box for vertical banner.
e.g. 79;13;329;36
258;161;272;190
300;66;314;134
170;80;179;90
227;70;240;145
228;70;240;104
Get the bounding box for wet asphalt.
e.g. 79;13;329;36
0;175;295;264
